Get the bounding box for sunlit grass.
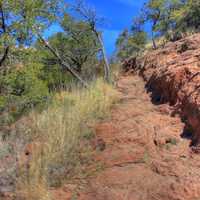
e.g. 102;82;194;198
16;78;118;200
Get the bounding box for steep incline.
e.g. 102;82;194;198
124;33;200;149
54;75;200;200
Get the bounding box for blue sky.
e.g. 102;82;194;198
85;0;147;55
45;0;147;56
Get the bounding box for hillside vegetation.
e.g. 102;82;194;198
116;0;200;61
0;0;118;199
1;0;200;199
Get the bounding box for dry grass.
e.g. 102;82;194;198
16;79;118;200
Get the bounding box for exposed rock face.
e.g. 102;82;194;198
56;75;200;200
124;33;200;148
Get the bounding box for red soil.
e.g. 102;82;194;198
53;74;200;200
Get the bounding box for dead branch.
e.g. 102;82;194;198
38;34;88;88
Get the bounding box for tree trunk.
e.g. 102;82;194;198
0;3;9;67
152;31;157;49
97;33;111;83
0;46;9;67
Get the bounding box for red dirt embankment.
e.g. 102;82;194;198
53;75;200;200
52;34;200;200
124;33;200;149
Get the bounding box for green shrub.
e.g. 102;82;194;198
0;63;49;119
40;64;74;91
0;96;7;111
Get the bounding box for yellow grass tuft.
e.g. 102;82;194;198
17;78;118;199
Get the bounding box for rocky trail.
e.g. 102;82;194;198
55;74;200;200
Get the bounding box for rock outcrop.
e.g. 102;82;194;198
124;33;200;149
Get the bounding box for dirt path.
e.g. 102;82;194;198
55;75;200;200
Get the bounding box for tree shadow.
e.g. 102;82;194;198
145;84;169;106
181;125;193;141
180;123;198;148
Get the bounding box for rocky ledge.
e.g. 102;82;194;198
124;33;200;150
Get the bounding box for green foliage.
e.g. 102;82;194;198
172;0;200;33
0;0;61;67
143;0;165;27
0;0;60;45
35;43;74;90
37;13;100;87
0;62;49;119
0;95;6;111
140;0;200;43
117;0;200;60
116;21;147;61
41;63;75;91
115;29;130;61
0;1;105;122
61;14;100;74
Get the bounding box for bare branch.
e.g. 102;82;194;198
72;0;111;82
38;34;88;88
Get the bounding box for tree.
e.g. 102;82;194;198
37;14;100;89
140;0;200;44
60;14;100;74
116;17;147;61
0;0;60;67
142;0;165;49
73;0;111;83
38;34;89;88
171;0;200;33
116;29;129;61
158;0;188;41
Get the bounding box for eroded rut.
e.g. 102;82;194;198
56;75;200;200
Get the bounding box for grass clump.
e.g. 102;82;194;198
16;79;118;200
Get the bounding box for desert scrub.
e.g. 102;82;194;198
17;79;118;199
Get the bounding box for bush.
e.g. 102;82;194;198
0;63;49;121
40;64;74;91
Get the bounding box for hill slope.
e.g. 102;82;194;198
125;33;200;150
53;33;200;199
54;74;200;200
